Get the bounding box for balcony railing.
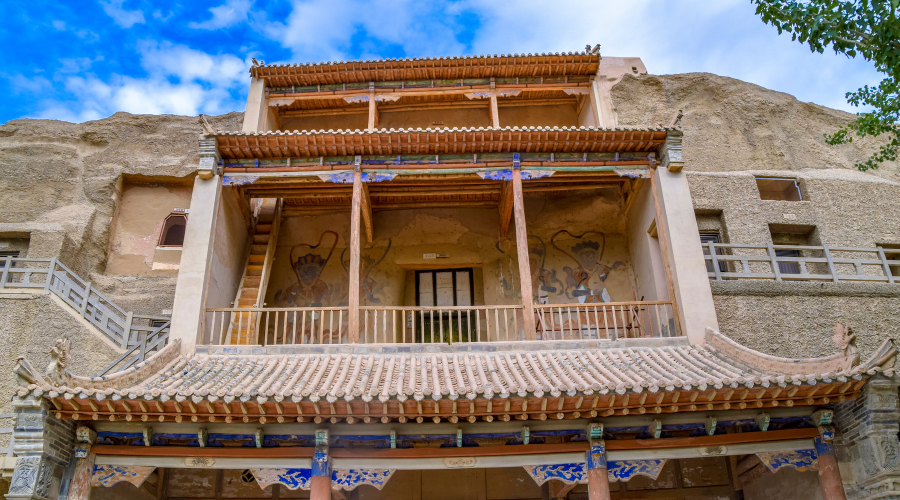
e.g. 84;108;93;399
0;257;170;359
534;301;677;340
703;243;899;283
205;301;677;346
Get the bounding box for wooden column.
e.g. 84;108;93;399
586;440;611;500
815;435;847;500
511;159;536;339
348;162;362;342
490;89;500;128
311;430;332;500
367;83;378;132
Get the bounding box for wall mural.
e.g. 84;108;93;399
531;230;625;303
340;240;392;305
275;230;340;307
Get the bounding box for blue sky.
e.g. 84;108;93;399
0;0;884;124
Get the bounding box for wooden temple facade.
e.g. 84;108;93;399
6;51;897;500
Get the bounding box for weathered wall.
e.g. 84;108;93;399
205;187;251;332
0;292;121;453
267;191;636;312
626;180;669;302
743;467;824;500
105;179;193;276
612;73;900;358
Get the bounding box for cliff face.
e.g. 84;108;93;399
611;72;899;180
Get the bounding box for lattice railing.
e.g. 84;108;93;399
703;243;899;283
0;257;170;373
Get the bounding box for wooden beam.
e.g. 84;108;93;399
90;429;818;459
361;181;373;243
548;480;576;499
348;165;362;342
489;89;500;128
512;166;536;339
367;84;377;132
499;181;513;238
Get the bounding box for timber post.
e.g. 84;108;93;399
586;438;611;500
815;426;847;500
347;158;363;342
310;429;332;500
511;154;536;340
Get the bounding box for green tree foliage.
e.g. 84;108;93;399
752;0;900;170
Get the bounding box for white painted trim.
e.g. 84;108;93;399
95;456;312;469
93;439;813;470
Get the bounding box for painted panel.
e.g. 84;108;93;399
91;465;156;488
757;449;819;473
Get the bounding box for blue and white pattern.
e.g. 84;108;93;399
317;172;398;184
91;465;156;488
332;469;396;490
249;468;394;491
476;170;555;181
607;460;667;481
223;175;260;186
525;460;669;485
524;463;586;486
251;468;311;490
756;449;819;473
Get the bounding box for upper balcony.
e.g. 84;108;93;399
186;130;696;350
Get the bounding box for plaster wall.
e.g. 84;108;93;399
265;190;640;339
105;180;193;276
626;180;669;302
743;467;824;500
203;187;251;342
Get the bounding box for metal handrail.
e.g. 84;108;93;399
0;257;171;373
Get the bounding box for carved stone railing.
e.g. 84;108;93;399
0;258;171;373
703;243;898;283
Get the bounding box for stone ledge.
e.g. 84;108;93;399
710;280;900;298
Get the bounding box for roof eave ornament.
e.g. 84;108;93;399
585;44;601;56
832;322;859;366
45;337;72;385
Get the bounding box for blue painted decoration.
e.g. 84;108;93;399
476;170;555;181
91;465;157;488
332;469;396;490
317;172;398;184
756;449;819;473
524;463;586;486
586;441;607;470
250;468;312;490
223;175;260;186
607;460;667;481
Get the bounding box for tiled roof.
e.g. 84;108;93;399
212;127;675;159
14;331;895;423
249;52;600;86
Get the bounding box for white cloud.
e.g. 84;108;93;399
257;0;465;63
189;0;252;30
99;0;145;28
7;74;52;94
22;41;249;122
52;20;66;30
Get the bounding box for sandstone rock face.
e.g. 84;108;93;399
613;73;900;358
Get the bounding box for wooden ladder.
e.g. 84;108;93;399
226;198;282;345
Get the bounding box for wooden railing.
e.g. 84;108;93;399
0;258;171;368
360;305;524;343
703;243;899;283
534;301;678;340
205;301;678;345
206;307;351;346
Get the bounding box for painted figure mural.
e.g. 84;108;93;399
275;230;340;307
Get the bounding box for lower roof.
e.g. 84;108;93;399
14;331;895;423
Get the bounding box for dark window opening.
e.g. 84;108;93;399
699;233;727;273
756;177;803;201
775;249;802;275
414;268;475;343
158;214;187;247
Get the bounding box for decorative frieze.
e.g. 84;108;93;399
90;465;156;488
756;449;819;473
524;459;669;485
247;468;395;491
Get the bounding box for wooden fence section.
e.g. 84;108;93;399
206;302;678;346
534;301;678;340
704;243;899;283
0;257;170;373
